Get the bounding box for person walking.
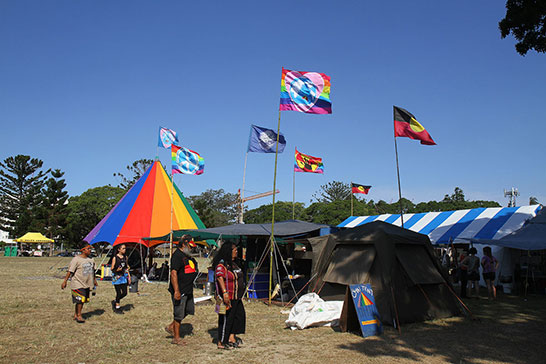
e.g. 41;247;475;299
481;246;499;300
213;241;246;349
165;235;198;345
461;247;480;298
111;244;131;314
61;243;97;323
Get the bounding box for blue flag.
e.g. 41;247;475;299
247;125;286;153
158;126;179;148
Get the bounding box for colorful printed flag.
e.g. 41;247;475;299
393;106;436;145
247;125;286;153
294;148;324;173
158;127;179;148
351;183;371;195
280;68;332;114
171;145;204;175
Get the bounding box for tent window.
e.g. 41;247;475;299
395;245;445;285
323;245;376;285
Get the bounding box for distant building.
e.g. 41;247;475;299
0;230;15;244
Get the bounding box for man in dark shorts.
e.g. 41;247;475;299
61;243;97;323
165;235;198;345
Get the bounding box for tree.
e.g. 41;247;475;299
41;169;69;243
65;186;125;246
188;189;239;227
0;155;50;238
113;159;154;190
244;201;305;224
499;0;546;55
312;181;351;203
530;196;539;205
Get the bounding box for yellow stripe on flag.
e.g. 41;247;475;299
361;319;379;326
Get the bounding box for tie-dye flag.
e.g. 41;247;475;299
294;148;324;173
171;145;204;175
280;68;332;114
158;127;179;148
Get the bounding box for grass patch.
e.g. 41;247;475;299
0;257;545;363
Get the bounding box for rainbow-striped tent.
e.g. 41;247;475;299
84;161;205;247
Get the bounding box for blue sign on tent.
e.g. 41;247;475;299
349;284;382;337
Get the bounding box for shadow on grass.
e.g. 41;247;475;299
207;327;218;344
120;303;134;312
336;295;546;364
82;308;105;320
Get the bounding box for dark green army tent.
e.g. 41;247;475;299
309;221;463;327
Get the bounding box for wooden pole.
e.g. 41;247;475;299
269;108;282;305
350;181;354;217
168;168;174;285
393;107;404;228
292;154;296;220
240;151;249;223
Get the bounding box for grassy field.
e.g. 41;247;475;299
0;257;545;364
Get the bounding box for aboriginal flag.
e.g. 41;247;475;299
294;148;324;173
393;106;436;145
351;183;371;194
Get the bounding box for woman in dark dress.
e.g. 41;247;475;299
111;244;131;313
213;241;246;349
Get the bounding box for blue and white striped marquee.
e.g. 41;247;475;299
337;205;542;245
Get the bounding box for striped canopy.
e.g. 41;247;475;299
337;205;542;245
84;161;206;247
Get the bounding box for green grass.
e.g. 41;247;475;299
0;257;545;364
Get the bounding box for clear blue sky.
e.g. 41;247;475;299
1;1;545;211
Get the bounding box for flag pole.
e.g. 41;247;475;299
351;181;354;217
292;149;296;220
169;168;174;285
393;107;404;228
240;151;249;223
269;107;282;305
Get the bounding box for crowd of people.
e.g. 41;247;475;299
441;245;499;300
60;235;247;348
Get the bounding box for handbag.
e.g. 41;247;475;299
214;296;226;314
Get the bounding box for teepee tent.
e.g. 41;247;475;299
84;161;206;247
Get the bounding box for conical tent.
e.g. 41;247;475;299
84;161;206;247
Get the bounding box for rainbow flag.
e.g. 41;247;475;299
280;68;332;114
294;148;324;173
172;145;204;175
158;126;179;148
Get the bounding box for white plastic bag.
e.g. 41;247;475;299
285;293;344;330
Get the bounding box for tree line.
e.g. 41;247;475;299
1;155;537;249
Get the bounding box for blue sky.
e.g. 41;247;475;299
1;1;545;211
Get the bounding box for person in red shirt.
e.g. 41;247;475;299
213;241;246;349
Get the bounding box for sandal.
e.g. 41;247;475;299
217;343;233;350
227;341;240;349
235;336;244;346
75;317;85;323
164;325;174;336
171;339;187;346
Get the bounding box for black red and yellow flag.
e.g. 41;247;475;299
393;106;436;145
351;183;371;194
294;148;324;173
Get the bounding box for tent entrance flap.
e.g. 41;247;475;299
395;245;444;285
323;245;376;285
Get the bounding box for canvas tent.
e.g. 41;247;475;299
471;207;546;250
84;161;206;247
145;220;332;243
309;221;462;326
337;205;541;244
15;232;54;244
